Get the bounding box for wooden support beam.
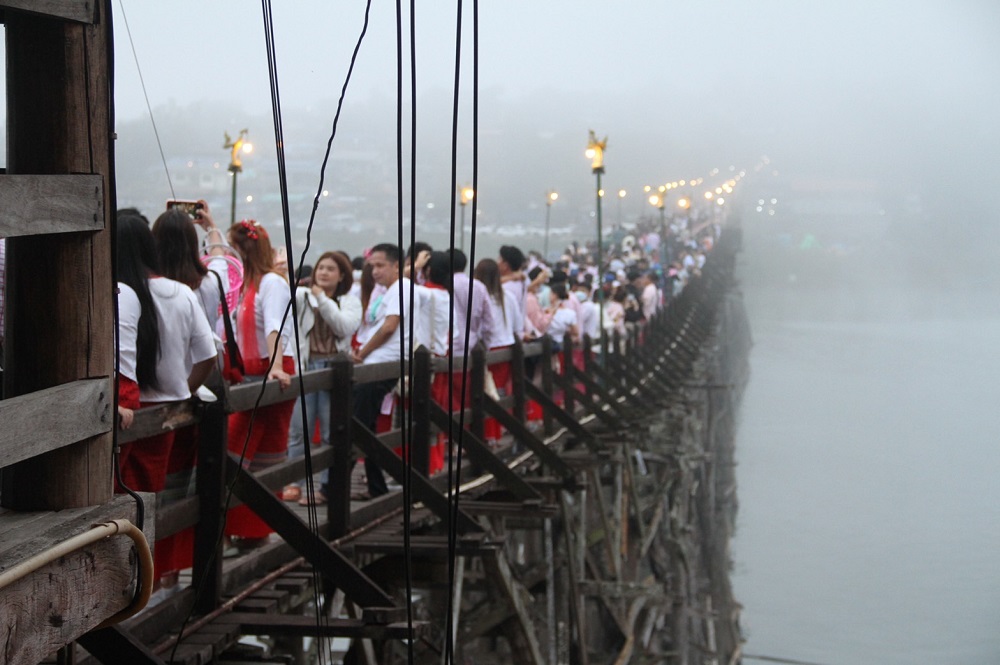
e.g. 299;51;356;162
523;382;600;451
0;0;98;23
0;377;111;468
481;398;577;480
482;549;546;665
77;626;167;665
218;612;428;640
558;491;590;665
350;419;481;535
0;174;103;237
226;458;396;609
1;2;114;511
429;403;542;501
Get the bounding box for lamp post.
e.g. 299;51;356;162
224;129;252;226
586;130;607;344
648;191;666;230
459;185;474;252
617;189;626;227
543;190;558;260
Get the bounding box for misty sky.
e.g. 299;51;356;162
99;0;999;231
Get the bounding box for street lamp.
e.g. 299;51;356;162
617;189;626;226
586;129;607;346
224;129;252;226
459;185;474;252
648;191;666;229
543;190;558;260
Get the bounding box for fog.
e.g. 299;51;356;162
6;1;1000;661
91;0;1000;267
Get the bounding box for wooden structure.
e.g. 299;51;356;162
0;3;750;661
10;229;743;664
0;3;151;664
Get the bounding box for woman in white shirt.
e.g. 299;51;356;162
474;259;517;445
116;212;217;582
225;219;295;544
286;250;361;504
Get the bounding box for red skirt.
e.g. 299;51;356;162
225;356;296;540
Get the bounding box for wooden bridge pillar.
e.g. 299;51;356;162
1;2;115;509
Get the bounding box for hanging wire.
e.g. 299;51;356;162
103;0;147;537
285;2;375;656
396;0;418;661
444;1;468;662
259;1;334;662
116;0;175;199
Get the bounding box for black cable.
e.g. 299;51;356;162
395;1;417;662
104;0;147;592
116;0;175;199
443;2;467;662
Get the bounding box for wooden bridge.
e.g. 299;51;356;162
2;229;748;664
0;3;750;663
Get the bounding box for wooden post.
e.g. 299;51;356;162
540;336;555;436
511;337;527;425
562;333;575;418
1;3;115;509
412;346;432;477
193;401;227;613
328;355;354;539
470;343;486;445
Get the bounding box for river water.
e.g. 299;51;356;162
730;236;1000;664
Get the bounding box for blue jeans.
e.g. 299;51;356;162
287;358;332;488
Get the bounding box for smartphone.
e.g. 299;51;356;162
166;199;203;217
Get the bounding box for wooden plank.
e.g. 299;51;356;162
118;401;200;445
429;403;542;502
2;6;114;511
0;497;151;665
0;174;103;237
225;366;330;413
77;626;167;665
221;613;428;640
0;0;97;23
482;549;546;665
226;458;397;609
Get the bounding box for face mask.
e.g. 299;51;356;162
353;270;362;282
574;291;588;302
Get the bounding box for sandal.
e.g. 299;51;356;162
298;490;327;506
281;484;302;502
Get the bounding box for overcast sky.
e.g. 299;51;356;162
107;1;999;226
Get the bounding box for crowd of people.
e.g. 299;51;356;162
105;199;719;603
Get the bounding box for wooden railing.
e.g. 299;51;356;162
109;234;737;624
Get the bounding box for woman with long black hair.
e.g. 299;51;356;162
115;212;217;583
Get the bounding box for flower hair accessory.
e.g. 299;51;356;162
239;219;260;240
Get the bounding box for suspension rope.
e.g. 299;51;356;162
444;2;475;662
396;0;418;661
116;0;175;199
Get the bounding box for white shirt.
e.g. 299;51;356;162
577;298;600;341
483;293;516;349
141;277;217;402
249;272;293;358
364;277;412;365
413;285;452;357
196;255;231;337
501;278;527;340
546;306;577;344
117;282;140;383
